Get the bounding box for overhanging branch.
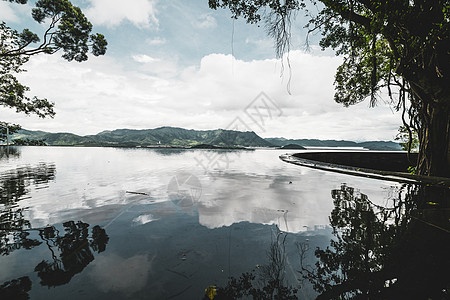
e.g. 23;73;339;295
0;14;61;58
320;0;371;29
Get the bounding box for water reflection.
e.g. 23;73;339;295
89;253;152;295
0;162;56;203
3;148;447;299
0;276;31;300
211;230;298;300
151;148;188;156
0;146;21;160
1;163;56;255
299;183;450;299
0;221;108;298
35;221;109;287
197;171;335;233
0;163;109;297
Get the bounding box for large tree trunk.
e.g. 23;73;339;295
408;79;450;177
417;104;450;177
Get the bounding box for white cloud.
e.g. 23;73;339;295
132;53;179;77
132;54;160;63
0;50;402;141
193;14;217;29
146;37;166;45
0;1;32;23
85;0;159;28
245;38;273;48
0;2;19;22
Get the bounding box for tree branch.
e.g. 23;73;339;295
1;14;61;58
320;0;371;29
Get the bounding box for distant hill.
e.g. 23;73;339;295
280;144;306;150
14;129;97;146
12;127;402;150
266;138;402;151
13;127;273;147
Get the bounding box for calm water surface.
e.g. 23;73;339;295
0;147;448;299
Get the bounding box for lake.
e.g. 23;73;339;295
0;147;448;299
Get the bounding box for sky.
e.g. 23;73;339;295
0;0;403;141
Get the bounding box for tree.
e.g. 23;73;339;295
395;125;419;152
0;121;21;142
209;0;450;177
1;0;107;118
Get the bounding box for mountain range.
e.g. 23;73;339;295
12;126;402;150
266;138;401;151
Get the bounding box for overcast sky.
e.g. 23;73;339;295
0;0;402;141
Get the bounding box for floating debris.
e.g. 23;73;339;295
125;191;149;196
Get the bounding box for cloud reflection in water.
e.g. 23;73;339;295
89;253;153;296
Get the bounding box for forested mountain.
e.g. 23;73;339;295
13;127;273;147
12;127;402;150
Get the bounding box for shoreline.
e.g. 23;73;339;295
280;152;450;187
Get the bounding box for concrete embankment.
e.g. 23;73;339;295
280;151;450;187
292;151;418;172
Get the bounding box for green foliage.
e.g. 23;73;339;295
209;0;301;24
407;166;417;175
12;138;46;146
2;0;107;61
0;22;55;117
1;0;107;119
395;125;419;152
210;0;450;176
0;121;21;142
210;1;448;104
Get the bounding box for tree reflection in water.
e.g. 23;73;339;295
0;163;56;255
0;222;109;298
0;277;32;300
299;183;450;299
35;221;109;287
0;163;109;299
0;146;21;160
209;230;298;300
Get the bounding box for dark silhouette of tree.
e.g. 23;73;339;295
34;221;109;287
209;0;450;177
298;183;450;299
0;220;109;296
